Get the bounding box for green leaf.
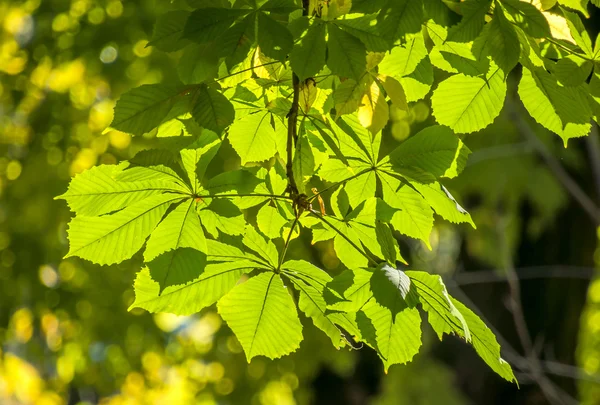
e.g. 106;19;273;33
178;43;220;84
376;0;423;43
400;56;434;102
472;6;520;73
333;77;369;116
206;239;268;266
292;134;316;184
282;260;345;348
219;15;256;64
344;168;377;207
256;12;293;61
243;226;279;268
148;10;190;52
180;132;221;193
558;0;590;18
218;272;303;361
447;0;492;42
110;84;183;136
257;204;288;239
562;8;594;56
431;64;507;133
289;20;327;81
450;297;517;382
183;8;249;44
205;169;262;194
375;221;397;264
334;225;371;268
130;262;254;315
332;114;379;164
117;149;187;183
65;194;182;265
502;0;551;38
228;111;285;164
412;182;475;227
326;24;367;80
387;125;471;182
426;22;489;76
192;85;235;134
56;164;184;216
198;199;247;237
318;159;357;183
147;248;207;291
406;271;470;341
518;66;592;145
357;265;422;371
379;75;408;110
378;173;434;248
377;33;433;102
144;200;207;263
552;55;593;87
378;33;428;79
334;14;390;52
259;0;301;13
326;268;374;312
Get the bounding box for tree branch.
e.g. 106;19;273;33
507;99;600;225
497;215;568;405
286;73;301;198
448;285;578;405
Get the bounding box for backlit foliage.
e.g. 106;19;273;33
56;0;600;378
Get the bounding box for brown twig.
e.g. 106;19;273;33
507;99;600;226
448;286;578;405
497;216;568;405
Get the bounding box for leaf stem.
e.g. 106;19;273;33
309;209;379;267
277;216;300;272
196;193;293;201
212;61;282;84
543;37;594;62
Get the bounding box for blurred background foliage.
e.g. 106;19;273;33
2;0;600;404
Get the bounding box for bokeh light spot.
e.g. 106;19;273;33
107;1;124;18
99;46;118;64
6;161;22;180
39;265;59;288
108;131;131;149
88;7;105;25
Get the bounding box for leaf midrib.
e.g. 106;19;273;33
451;67;503;127
249;273;276;355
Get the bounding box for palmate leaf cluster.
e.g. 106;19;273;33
56;0;600;378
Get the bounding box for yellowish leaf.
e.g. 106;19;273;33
528;0;575;43
299;79;318;114
334;76;371;116
323;0;352;20
253;48;286;80
358;81;390;134
366;52;385;71
379;75;408;111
